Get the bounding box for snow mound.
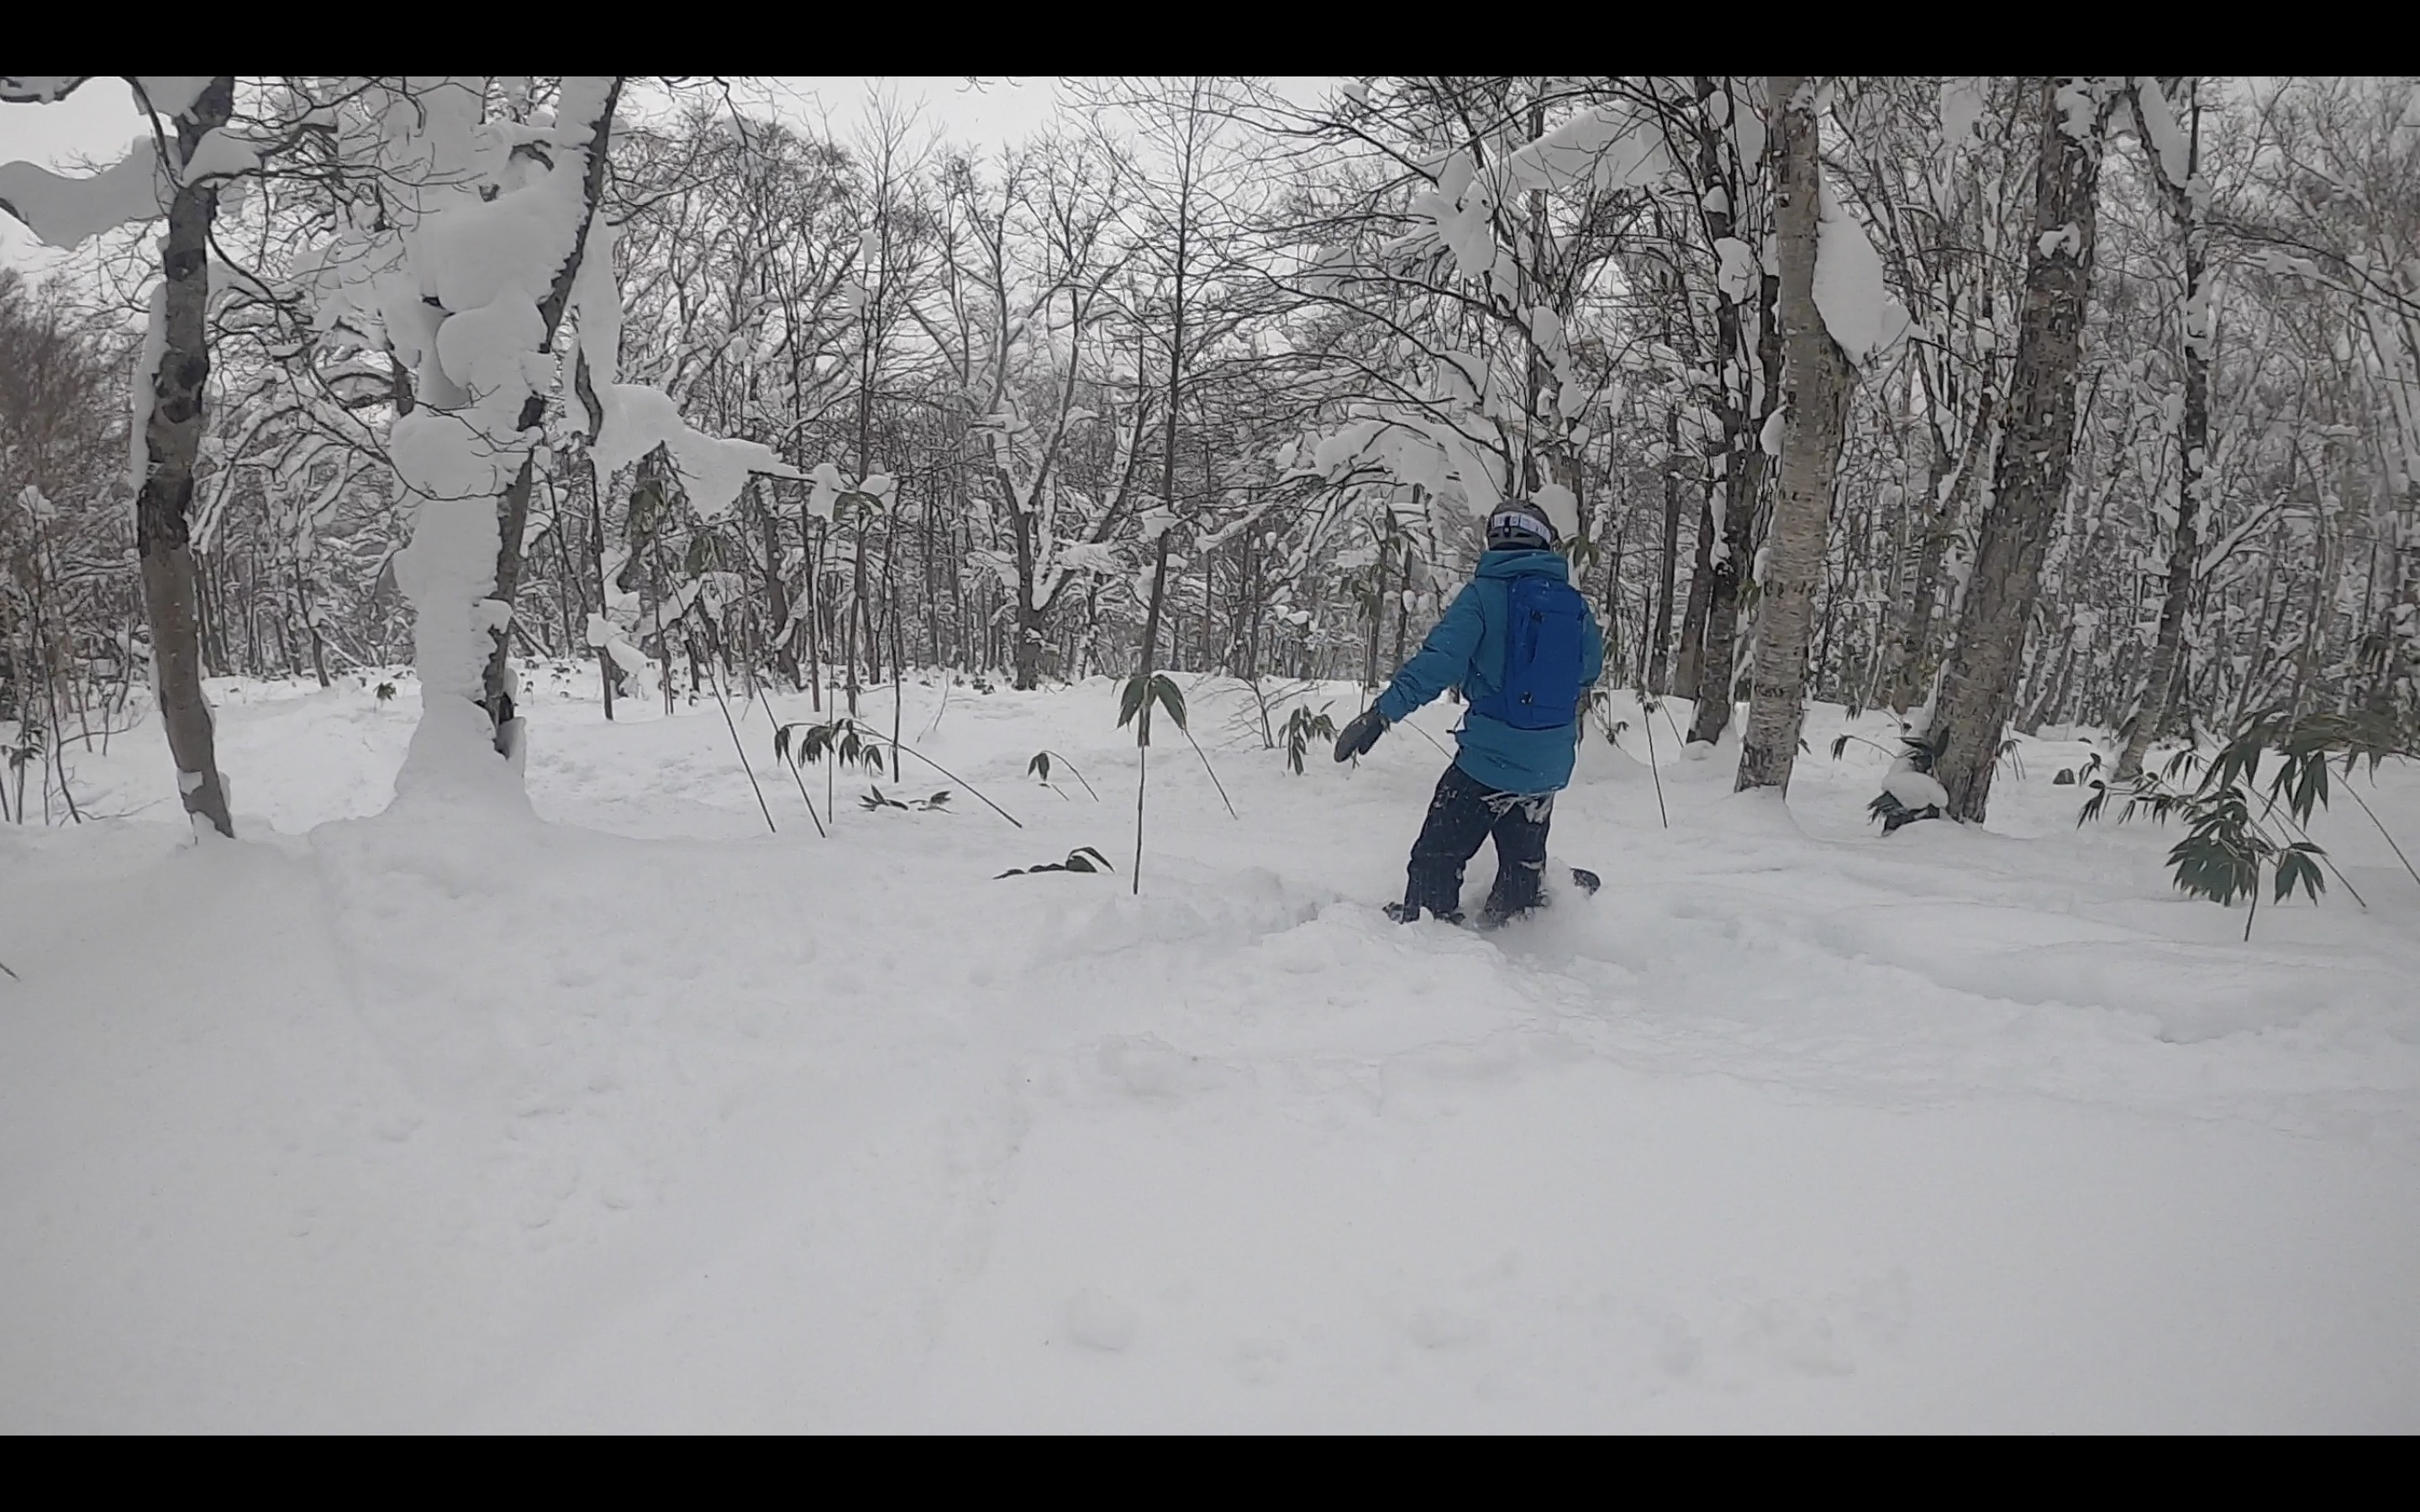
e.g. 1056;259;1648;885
1884;767;1950;811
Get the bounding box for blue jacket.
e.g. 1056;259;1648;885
1376;549;1604;795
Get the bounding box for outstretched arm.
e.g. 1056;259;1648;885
1376;585;1484;724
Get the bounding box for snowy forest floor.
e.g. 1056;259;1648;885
4;668;2418;1431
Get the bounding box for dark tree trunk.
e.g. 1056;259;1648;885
586;453;617;720
1362;533;1388;690
1933;78;2112;823
1391;542;1414;670
1672;484;1715;700
754;480;797;687
1007;475;1045;690
1649;407;1683;694
479;77;622;755
1681;76;1765;748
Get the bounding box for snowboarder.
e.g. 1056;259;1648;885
1334;499;1604;926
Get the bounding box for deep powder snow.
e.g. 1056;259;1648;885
3;671;2417;1431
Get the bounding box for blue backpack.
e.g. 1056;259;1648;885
1471;573;1589;730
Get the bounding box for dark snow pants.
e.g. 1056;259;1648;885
1402;760;1554;922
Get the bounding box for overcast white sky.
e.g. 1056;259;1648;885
0;76;1339;275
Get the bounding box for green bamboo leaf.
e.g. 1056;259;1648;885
1151;673;1186;732
2076;780;2110;827
1118;674;1149;729
2275;847;2327;905
2297;752;2329;822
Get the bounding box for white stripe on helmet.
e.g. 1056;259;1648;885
1487;506;1555;542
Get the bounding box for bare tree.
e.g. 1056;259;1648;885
3;76;239;834
2116;78;2211;778
1933;79;2118;822
1736;77;1853;793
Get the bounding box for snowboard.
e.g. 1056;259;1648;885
1383;867;1600;927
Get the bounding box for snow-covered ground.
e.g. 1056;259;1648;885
4;668;2417;1431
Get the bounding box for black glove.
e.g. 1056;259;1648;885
1334;707;1388;762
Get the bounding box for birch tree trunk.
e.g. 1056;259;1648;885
1886;391;1995;713
1932;78;2112;823
1682;77;1766;747
134;76;237;838
1737;77;1853;794
2117;80;2206;780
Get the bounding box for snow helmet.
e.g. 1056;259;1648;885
1485;499;1558;551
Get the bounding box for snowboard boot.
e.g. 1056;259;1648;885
1385;901;1465;926
1478;868;1599;928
